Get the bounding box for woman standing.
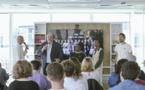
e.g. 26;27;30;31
92;39;104;84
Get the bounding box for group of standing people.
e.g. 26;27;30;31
36;33;104;78
6;31;139;90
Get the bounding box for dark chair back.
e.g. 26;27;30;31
87;79;103;90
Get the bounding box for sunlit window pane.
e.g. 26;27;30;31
93;14;130;22
0;14;10;73
12;14;50;62
52;13;91;22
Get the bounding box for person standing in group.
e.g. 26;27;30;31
37;33;64;75
13;35;28;64
70;42;86;63
92;39;104;85
115;33;132;63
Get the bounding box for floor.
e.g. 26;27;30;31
103;82;109;90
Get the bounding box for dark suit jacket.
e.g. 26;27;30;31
37;40;64;68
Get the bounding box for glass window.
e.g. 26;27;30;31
132;14;144;70
93;14;130;22
12;14;50;61
0;14;10;73
52;13;91;22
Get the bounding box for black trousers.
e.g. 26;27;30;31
43;63;49;75
0;84;4;90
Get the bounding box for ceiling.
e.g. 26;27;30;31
0;0;145;10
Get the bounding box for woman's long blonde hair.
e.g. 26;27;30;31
81;57;94;72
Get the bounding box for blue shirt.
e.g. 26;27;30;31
108;74;119;87
47;43;52;63
29;71;51;90
109;80;145;90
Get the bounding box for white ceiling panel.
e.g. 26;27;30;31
0;0;145;10
0;0;48;4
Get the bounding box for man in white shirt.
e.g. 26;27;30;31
13;35;28;65
115;33;132;63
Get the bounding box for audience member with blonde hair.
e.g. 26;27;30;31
8;60;39;90
81;57;102;86
61;60;86;90
46;62;65;90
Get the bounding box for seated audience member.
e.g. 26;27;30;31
126;54;136;61
70;42;86;63
135;70;145;86
46;62;65;90
108;59;128;87
0;63;9;90
69;57;88;90
69;57;82;80
29;60;51;90
61;60;86;90
81;57;102;86
109;61;145;90
138;70;145;80
8;60;39;90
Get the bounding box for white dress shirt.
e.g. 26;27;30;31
13;43;27;64
46;43;52;63
64;77;86;90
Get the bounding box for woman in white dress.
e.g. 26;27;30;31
92;39;104;85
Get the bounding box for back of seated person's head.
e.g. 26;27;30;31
115;59;128;74
30;60;41;71
61;60;75;77
81;57;94;72
69;57;82;79
13;60;32;79
46;62;64;82
121;61;140;81
138;70;145;80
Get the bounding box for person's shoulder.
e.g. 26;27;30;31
0;68;6;72
136;83;145;89
53;41;61;46
125;43;131;46
108;84;121;90
42;41;47;45
29;80;39;85
116;43;121;46
9;80;17;86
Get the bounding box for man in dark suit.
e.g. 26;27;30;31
37;33;64;75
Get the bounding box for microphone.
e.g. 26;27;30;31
23;42;29;50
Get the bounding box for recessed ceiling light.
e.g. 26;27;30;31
121;2;126;4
